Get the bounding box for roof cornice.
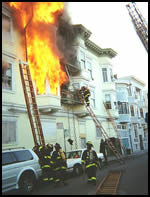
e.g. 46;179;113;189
73;24;92;40
85;39;117;58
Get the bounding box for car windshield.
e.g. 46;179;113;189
66;150;82;159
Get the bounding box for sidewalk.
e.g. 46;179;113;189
106;149;148;164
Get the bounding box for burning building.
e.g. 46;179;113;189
3;2;125;153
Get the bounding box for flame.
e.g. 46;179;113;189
8;2;68;95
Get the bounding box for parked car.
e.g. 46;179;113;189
2;147;42;194
66;148;104;176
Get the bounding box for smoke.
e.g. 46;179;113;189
56;3;80;65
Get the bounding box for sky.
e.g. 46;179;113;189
67;2;148;89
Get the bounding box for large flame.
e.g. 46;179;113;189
8;2;68;95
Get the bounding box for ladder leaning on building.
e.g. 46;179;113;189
19;60;45;146
79;92;125;164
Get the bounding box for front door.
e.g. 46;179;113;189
139;135;144;150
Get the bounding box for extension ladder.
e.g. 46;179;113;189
19;60;45;146
103;102;127;156
79;93;125;163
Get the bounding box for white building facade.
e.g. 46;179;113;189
116;76;148;152
2;3;120;153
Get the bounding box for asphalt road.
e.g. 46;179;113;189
4;152;148;195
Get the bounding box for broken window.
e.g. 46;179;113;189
102;68;108;82
2;61;12;90
2;120;16;144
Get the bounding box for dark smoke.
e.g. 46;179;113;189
56;3;80;66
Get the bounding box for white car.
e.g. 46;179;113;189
66;148;104;176
2;147;42;194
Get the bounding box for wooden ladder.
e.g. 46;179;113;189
19;60;45;146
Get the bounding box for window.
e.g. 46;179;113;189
117;125;122;129
105;94;111;109
110;68;113;82
2;14;12;41
2;152;17;166
96;127;102;137
2;61;13;90
130;105;135;116
86;60;93;80
81;138;86;149
41;121;56;137
90;90;96;108
118;102;129;114
102;68;108;82
13;150;33;162
73;83;80;89
134;125;138;137
80;51;86;70
140;108;144;118
122;124;127;129
127;86;132;96
2;120;16;144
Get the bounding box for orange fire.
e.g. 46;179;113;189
8;2;68;95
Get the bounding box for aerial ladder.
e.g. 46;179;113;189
126;2;148;52
19;60;45;146
103;102;127;156
79;93;125;164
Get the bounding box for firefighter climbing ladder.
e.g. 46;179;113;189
79;93;125;164
103;102;127;156
19;60;45;146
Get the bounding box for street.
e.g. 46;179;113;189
4;152;148;195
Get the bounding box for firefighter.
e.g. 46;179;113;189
38;145;51;183
80;86;90;106
45;143;55;183
81;141;99;185
52;143;68;185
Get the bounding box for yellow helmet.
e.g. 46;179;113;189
86;141;93;147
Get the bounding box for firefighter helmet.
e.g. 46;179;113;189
54;143;61;150
46;143;53;152
86;141;93;147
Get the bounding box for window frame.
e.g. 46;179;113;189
2;61;14;91
105;94;112;109
90;89;96;108
102;68;108;82
86;60;93;80
130;105;135;116
118;102;129;114
2;12;13;42
2;119;18;145
80;50;86;70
